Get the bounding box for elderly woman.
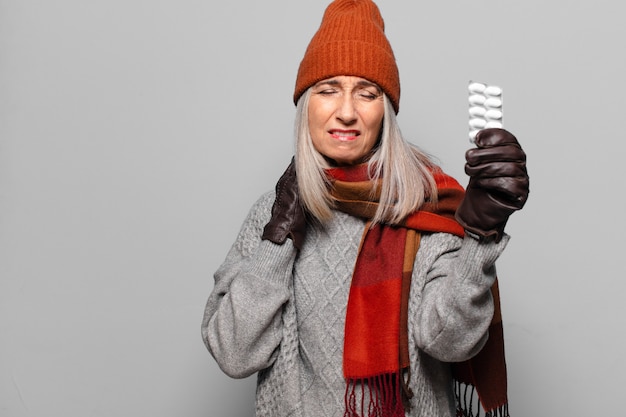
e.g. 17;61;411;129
201;1;528;416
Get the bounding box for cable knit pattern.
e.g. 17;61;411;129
235;192;275;258
292;210;363;416
202;191;509;417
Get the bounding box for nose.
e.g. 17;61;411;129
336;94;357;124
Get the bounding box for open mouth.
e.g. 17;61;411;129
329;129;360;141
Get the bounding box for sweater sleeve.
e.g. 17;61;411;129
201;191;297;379
413;232;509;363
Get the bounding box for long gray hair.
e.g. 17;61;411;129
294;88;438;225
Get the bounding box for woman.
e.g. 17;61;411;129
201;1;528;416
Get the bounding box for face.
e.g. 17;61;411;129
308;75;384;166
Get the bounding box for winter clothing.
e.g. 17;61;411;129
202;173;509;416
455;128;529;242
328;164;465;416
293;0;401;113
262;158;307;250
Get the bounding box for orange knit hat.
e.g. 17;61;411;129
293;0;401;113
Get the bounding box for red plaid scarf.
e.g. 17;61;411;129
326;164;509;417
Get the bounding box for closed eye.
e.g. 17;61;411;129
358;91;378;100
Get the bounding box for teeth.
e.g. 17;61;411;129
333;131;358;137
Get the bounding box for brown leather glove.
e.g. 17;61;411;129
262;158;307;250
455;128;529;242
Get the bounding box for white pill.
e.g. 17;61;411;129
469;94;486;105
468;82;486;94
469;130;479;142
469;106;487;117
485;97;502;108
469;118;487;129
485;109;503;120
484;86;502;96
485;120;503;128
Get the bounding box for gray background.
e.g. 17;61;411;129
1;0;624;416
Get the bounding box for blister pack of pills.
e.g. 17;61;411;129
468;81;503;143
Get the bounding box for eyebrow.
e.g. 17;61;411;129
314;79;381;91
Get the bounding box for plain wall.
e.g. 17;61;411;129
1;0;625;416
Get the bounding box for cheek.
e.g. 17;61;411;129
308;105;335;149
307;110;321;133
359;99;383;122
308;107;320;133
308;101;330;129
364;110;384;138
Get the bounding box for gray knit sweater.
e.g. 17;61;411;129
202;190;508;417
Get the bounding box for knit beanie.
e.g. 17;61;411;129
293;0;401;113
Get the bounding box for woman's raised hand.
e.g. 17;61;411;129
455;128;529;242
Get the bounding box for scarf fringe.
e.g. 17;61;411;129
344;373;405;417
454;381;509;417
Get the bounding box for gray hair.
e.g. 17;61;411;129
294;89;438;225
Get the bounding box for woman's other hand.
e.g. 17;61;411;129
262;158;307;249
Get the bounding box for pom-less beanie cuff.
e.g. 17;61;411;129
293;0;401;113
